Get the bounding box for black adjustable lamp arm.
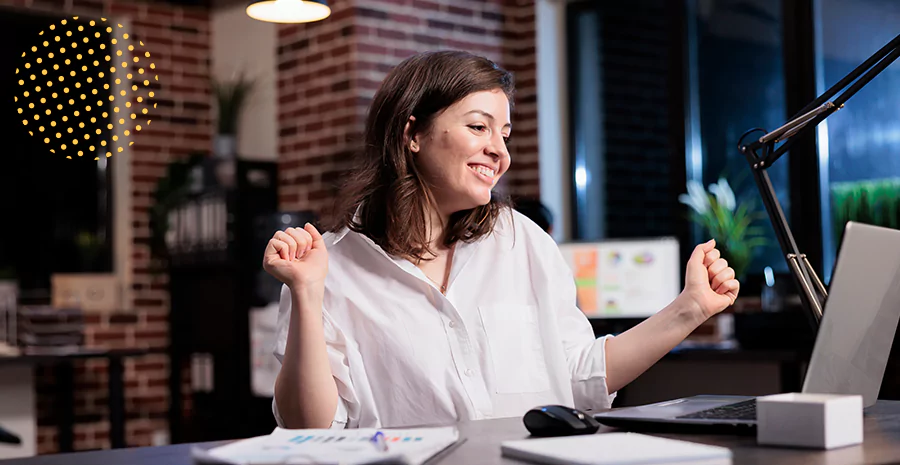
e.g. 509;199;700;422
737;33;900;328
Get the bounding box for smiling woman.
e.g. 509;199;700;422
262;50;741;431
332;51;516;263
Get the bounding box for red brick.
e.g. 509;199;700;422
357;43;389;55
448;5;474;17
279;25;300;38
391;13;420;25
110;3;142;16
181;9;208;22
376;28;407;41
135;329;167;340
411;0;440;11
92;328;127;343
181;41;208;51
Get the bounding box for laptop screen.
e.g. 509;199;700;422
802;222;900;407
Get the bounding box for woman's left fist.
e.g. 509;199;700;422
680;239;740;321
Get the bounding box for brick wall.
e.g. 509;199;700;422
0;0;211;453
277;0;539;217
4;0;538;453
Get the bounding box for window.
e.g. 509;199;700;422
567;0;681;241
816;0;900;280
689;0;789;276
0;11;114;294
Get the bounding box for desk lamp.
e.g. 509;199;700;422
738;33;900;329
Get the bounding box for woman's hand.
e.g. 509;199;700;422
679;239;740;322
263;223;329;289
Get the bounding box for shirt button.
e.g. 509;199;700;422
448;320;457;328
465;369;475;377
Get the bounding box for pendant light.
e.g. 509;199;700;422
246;0;331;24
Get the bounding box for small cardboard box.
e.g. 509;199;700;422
757;392;863;449
51;274;120;314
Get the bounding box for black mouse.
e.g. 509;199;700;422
523;405;600;437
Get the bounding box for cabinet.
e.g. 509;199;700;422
166;159;297;443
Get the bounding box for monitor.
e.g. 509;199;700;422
557;237;681;319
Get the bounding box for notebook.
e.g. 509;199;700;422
192;426;460;465
501;433;732;465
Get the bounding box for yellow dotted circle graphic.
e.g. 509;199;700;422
15;16;158;160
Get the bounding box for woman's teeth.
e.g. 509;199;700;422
469;165;495;178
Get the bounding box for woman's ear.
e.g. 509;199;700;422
404;116;419;153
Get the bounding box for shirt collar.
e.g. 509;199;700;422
329;206;501;289
329;227;351;246
328;204;361;246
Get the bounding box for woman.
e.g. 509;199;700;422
264;51;739;429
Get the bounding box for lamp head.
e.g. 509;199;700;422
246;0;330;24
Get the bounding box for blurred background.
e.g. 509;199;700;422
0;0;899;458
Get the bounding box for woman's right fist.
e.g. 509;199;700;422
262;223;329;289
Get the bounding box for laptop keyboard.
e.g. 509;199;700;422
675;399;757;421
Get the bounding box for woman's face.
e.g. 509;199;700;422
409;89;512;215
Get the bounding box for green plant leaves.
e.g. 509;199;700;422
682;178;771;279
212;75;254;135
831;178;900;240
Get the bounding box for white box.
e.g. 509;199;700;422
757;392;863;449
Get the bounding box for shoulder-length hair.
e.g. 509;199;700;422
330;50;515;261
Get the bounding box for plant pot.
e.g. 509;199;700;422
214;134;237;159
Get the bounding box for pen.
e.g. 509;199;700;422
370;431;389;452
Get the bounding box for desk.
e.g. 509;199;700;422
5;400;900;465
0;348;153;454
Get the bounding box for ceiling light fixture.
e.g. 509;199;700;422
246;0;331;24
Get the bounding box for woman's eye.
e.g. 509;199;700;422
469;125;486;132
502;135;511;143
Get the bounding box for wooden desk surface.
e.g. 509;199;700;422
5;400;900;465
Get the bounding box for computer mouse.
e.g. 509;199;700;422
523;405;601;437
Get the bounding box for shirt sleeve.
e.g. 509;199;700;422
552;247;618;412
272;284;357;429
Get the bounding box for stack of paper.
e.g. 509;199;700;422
501;433;732;465
192;426;460;465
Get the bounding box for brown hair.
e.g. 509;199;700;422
330;51;515;261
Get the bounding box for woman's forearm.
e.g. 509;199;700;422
274;285;339;428
604;295;705;393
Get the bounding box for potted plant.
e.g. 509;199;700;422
74;231;105;272
212;74;254;159
679;177;770;282
51;231;121;313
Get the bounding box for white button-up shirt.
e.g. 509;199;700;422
273;209;616;428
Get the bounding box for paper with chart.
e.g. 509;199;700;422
192;426;460;465
558;238;681;318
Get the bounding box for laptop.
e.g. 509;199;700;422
593;221;900;434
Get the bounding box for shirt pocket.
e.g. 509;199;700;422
478;303;551;394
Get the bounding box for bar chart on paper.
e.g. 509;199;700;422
287;433;428;444
193;427;460;465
